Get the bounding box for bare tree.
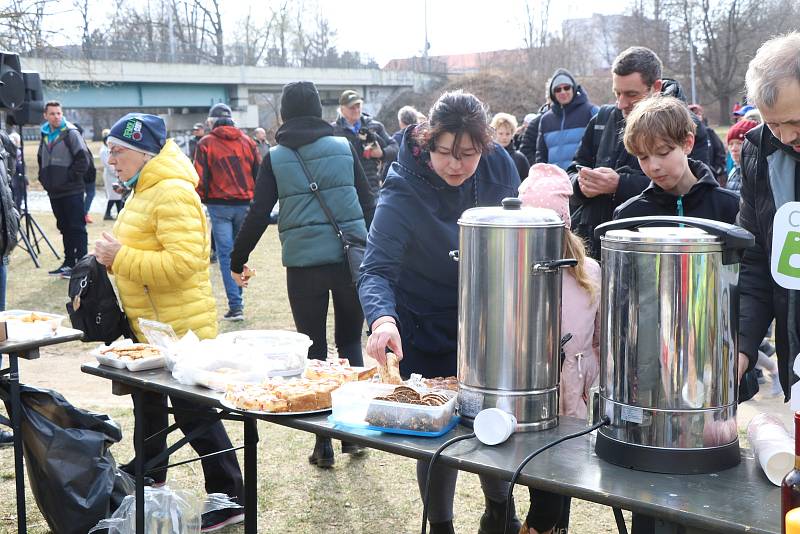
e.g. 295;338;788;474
193;0;223;64
231;6;275;65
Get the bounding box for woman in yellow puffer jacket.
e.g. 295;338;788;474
94;113;245;530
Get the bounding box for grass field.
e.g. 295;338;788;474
0;210;630;533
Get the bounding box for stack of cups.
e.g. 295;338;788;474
474;408;517;446
747;413;794;486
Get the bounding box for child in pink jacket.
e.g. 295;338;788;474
518;163;601;534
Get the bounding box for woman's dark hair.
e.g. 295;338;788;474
414;90;493;157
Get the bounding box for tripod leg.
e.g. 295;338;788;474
15;226;40;268
26;212;60;260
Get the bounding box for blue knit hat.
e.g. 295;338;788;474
108;113;166;156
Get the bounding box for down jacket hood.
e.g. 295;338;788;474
136;139;198;193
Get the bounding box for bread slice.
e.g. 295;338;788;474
379;353;403;385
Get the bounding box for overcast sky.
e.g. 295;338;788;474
61;0;630;66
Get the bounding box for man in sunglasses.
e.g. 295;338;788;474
534;69;598;171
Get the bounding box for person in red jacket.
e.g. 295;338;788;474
194;103;261;321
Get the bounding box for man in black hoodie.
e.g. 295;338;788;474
333;90;398;198
568;47;711;258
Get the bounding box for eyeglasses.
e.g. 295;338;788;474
108;147;130;157
554;85;573;94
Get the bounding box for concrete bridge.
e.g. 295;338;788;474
21;57;441;132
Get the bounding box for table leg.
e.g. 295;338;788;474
9;355;26;533
133;390;146;533
244;417;258;534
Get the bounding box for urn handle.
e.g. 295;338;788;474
531;258;577;273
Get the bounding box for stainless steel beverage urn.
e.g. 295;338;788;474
594;216;754;474
455;197;576;431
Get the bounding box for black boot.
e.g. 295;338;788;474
478;496;522;534
429;520;456;534
308;436;334;468
341;441;367;455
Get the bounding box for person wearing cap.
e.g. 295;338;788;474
230;81;375;468
93;113;245;532
37;100;92;278
724;119;759;194
99;128;124;220
188;122;205;162
333;89;398;198
534;68;598;170
252;127;270;159
737;32;800;401
194;102;261;321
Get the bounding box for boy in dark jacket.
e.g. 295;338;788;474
612;94;740;534
614;96;739;223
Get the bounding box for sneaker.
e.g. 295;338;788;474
0;429;13;448
222;309;244;322
59;266;73;280
48;264;71;277
201;507;245;532
771;375;784;397
103;214;115;221
85;214;93;224
341;441;367;456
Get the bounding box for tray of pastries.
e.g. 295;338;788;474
222;377;343;414
0;310;65;341
94;342;167;371
303;358;378;382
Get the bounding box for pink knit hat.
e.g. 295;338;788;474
518;163;573;227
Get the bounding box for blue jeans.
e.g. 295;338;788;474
207;204;247;312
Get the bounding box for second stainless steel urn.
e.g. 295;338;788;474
456;197;575;431
594;216;754;474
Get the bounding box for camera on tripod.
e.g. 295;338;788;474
0;52;53;268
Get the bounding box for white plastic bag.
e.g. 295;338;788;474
88;487;239;534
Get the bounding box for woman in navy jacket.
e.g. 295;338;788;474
358;91;521;534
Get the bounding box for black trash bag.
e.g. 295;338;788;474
0;382;134;534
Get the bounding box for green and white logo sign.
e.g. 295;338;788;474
771;202;800;289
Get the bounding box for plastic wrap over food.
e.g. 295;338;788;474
170;330;311;390
89;488;239;534
747;413;794;486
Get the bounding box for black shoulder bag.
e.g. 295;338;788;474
289;148;365;285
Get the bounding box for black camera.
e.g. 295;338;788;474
358;126;377;146
0;52;44;125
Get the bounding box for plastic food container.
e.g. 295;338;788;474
0;310;64;341
93;342;167;372
331;381;458;434
215;330;311;376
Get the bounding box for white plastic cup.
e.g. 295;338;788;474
474;408;517;446
757;440;795;485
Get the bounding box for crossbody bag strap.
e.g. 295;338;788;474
289;148;346;243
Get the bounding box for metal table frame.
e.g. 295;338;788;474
81;364;780;534
0;328;84;533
